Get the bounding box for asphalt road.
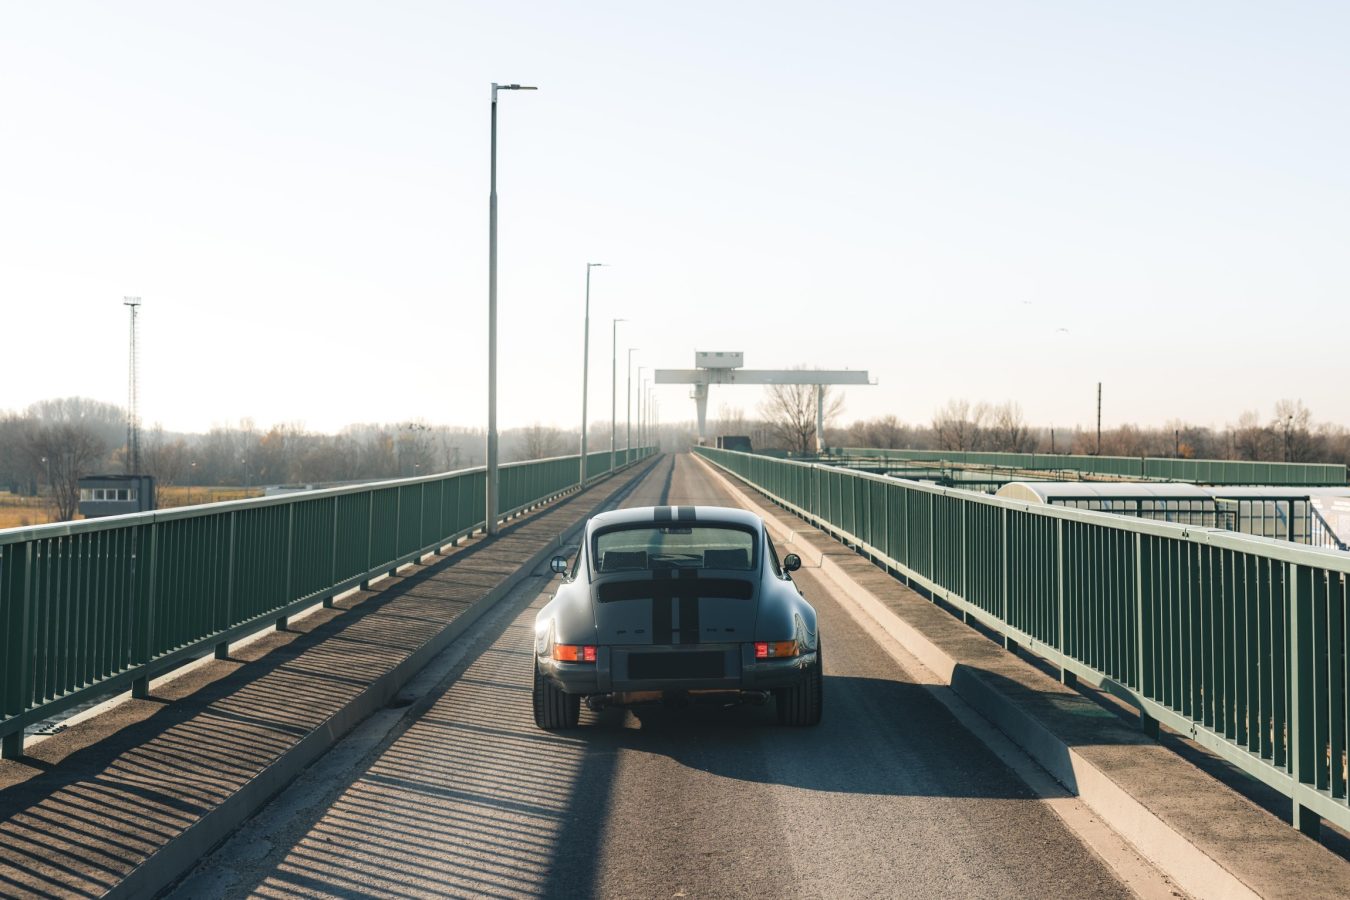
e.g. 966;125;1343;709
175;454;1133;899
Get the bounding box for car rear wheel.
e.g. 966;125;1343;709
775;643;823;726
533;661;581;730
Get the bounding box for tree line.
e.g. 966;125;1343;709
0;397;677;520
725;388;1348;466
6;390;1342;524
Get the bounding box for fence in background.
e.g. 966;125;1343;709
698;446;1349;835
0;447;654;757
832;447;1347;487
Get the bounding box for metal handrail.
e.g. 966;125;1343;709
830;447;1347;487
1310;504;1350;552
0;447;656;758
697;446;1349;835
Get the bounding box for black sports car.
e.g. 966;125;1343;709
532;505;822;728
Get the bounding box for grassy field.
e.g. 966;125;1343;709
158;485;263;508
0;486;264;530
0;494;56;530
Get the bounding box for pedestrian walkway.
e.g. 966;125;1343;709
0;462;654;899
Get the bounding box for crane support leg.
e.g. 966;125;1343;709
815;384;825;454
694;382;709;443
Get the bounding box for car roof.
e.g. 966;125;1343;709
587;505;762;531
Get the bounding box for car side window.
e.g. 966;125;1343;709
766;534;785;578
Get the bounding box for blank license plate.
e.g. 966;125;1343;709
628;651;724;679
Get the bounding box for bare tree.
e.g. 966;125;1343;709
26;397;125;450
1231;410;1270;460
987;402;1033;452
0;413;36;493
299;434;362;483
1272;399;1316;462
395;422;435;476
518;423;566;461
142;426;190;484
932;399;988;451
23;422;108;521
713;404;748;438
845;414;910;449
759;379;843;455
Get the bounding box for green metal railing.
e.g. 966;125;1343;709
698;447;1349;835
0;447;654;758
832;448;1348;487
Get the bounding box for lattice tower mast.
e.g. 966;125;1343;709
124;297;142;474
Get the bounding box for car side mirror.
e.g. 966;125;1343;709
783;553;801;572
550;556;569;577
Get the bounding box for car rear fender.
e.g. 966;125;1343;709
754;577;818;651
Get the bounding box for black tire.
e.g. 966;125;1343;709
533;660;581;730
776;643;823;726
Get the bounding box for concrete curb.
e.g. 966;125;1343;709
695;454;1259;900
111;460;659;900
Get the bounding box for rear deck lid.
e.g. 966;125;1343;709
592;571;758;645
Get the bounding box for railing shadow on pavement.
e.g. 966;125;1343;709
0;507;582;899
210;594;624;900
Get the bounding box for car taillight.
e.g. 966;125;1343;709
554;644;597;663
754;641;799;659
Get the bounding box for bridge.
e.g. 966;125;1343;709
1;448;1348;898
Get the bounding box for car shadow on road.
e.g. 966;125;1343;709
565;673;1060;801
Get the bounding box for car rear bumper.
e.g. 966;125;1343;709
539;644;817;695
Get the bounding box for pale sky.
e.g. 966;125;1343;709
3;2;1347;435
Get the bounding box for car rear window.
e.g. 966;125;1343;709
594;525;756;573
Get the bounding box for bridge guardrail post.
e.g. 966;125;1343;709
1289;562;1322;838
1058;519;1077;687
927;492;935;591
1137;532;1158;738
131;524;158;699
361;489;374;591
959;501;968;624
278;504;295;631
391;487;402;576
1001;508;1011;651
324;496;338;607
1;544;34;759
216;512;237;659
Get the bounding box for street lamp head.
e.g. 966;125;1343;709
493;83;538;98
587;262;606;268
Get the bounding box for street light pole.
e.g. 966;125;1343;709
580;262;604;487
636;366;646;450
487;81;536;537
626;348;638;465
610;318;625;472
